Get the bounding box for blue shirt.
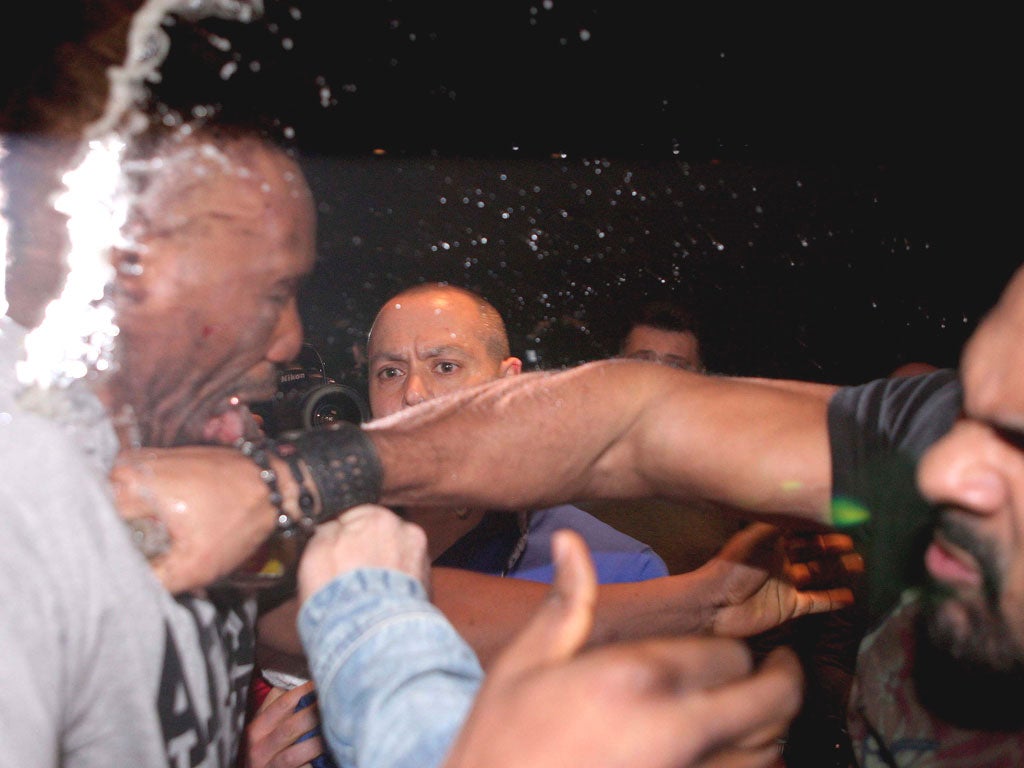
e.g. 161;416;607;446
434;504;669;583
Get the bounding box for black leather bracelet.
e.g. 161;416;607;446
235;438;306;539
275;421;383;523
271;440;318;537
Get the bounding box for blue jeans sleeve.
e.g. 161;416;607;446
298;569;484;768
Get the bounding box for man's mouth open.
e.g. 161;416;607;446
202;396;264;445
925;531;983;590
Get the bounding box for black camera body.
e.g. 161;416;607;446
253;346;370;437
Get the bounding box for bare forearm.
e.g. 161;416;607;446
367;360;835;524
367;364;634;511
433;567;719;669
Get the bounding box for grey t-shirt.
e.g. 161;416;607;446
827;368;960;625
0;318;255;768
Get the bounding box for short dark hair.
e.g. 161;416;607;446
620;300;702;351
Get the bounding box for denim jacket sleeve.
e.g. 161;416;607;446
298;568;484;768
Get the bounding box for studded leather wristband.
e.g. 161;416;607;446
274;421;383;523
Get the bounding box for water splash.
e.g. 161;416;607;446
0;138;8;319
92;0;265;141
12;0;266;392
17;137;125;389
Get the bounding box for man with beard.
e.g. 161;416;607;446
845;267;1024;764
1;119;322;766
2;18;322;759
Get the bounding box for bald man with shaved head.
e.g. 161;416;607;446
364;283;669;579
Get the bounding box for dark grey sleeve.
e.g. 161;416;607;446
826;369;961;624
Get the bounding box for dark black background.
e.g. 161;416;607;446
6;2;1017;383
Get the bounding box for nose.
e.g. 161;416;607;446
266;298;304;365
402;371;431;408
918;420;1009;517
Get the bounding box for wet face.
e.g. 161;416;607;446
914;267;1024;717
108;134;316;447
366;288;521;418
621;324;703;373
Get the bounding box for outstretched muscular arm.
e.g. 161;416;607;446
114;362;838;594
368;359;838;525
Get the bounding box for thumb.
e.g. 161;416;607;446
489;529;597;680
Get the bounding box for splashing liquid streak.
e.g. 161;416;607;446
0;139;8;318
7;0;265;392
18;138;124;389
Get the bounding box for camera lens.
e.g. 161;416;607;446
251;348;370;438
302;383;370;428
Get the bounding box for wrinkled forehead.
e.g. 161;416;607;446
371;291;488;347
131;133;312;227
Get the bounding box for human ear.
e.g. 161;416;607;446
500;357;523;377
